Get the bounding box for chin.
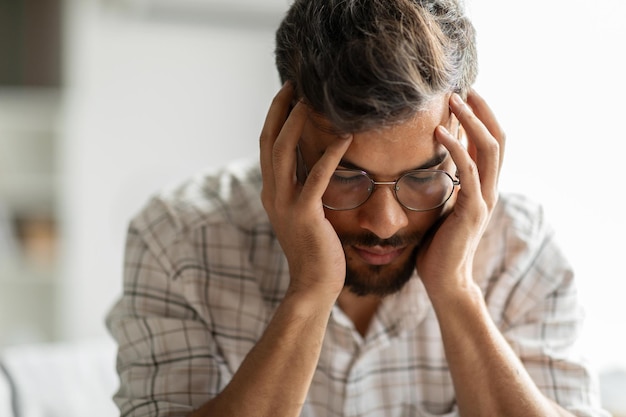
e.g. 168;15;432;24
344;246;419;297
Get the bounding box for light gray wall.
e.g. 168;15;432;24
58;1;285;341
57;0;626;372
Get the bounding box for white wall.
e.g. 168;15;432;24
469;0;626;371
58;1;284;341
59;0;626;371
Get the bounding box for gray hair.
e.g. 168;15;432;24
275;0;477;133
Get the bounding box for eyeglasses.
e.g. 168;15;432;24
320;168;460;211
296;145;460;212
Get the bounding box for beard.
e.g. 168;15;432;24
339;232;421;297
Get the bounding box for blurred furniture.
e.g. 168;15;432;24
0;89;60;348
0;339;118;417
0;0;62;349
0;339;625;417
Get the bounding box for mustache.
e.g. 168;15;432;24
339;231;420;248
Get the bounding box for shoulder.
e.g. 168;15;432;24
480;192;557;267
127;158;267;257
480;193;555;264
487;193;548;241
477;193;576;323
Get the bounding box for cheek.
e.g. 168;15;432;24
324;209;355;235
406;210;445;235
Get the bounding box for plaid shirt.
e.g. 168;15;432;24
106;158;608;417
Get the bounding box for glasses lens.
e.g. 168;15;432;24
323;170;372;210
396;170;454;211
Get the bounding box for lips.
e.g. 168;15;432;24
352;245;406;266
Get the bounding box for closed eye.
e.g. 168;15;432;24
330;170;368;184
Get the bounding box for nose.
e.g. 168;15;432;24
357;185;409;239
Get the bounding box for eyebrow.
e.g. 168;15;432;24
338;151;449;173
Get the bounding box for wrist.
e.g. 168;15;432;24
286;271;344;307
426;275;484;315
281;285;338;319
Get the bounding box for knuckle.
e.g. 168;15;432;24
259;130;270;145
486;139;500;157
486;195;498;211
464;160;479;176
490;125;506;145
260;188;273;210
466;200;489;223
460;106;478;124
259;134;271;151
306;167;322;182
271;143;286;165
304;166;327;186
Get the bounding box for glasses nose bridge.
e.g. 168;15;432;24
370;179;399;189
367;178;401;202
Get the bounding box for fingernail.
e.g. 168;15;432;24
435;126;454;142
451;93;464;107
436;125;450;136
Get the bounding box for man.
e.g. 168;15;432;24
107;0;608;416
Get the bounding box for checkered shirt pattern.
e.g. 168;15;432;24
106;158;608;417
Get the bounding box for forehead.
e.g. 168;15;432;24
301;94;452;175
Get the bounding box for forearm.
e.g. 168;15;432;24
431;283;574;417
190;292;334;417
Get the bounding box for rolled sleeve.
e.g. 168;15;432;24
107;223;231;417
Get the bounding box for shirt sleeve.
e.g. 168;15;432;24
484;197;609;417
106;215;232;417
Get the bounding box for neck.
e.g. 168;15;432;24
337;289;382;338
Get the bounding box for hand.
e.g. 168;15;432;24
259;83;353;302
416;90;506;300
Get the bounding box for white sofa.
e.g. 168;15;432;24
0;339;118;417
1;339;625;417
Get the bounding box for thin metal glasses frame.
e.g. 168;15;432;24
297;145;460;212
322;168;460;212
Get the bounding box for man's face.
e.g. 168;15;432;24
298;94;458;297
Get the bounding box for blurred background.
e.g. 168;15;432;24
0;0;624;414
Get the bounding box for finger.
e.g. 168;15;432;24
271;100;309;201
449;93;500;205
466;89;506;171
299;135;353;207
435;125;482;206
260;82;295;194
467;137;478;164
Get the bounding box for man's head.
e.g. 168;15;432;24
275;0;477;297
275;0;477;134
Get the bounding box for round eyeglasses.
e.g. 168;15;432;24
321;168;460;211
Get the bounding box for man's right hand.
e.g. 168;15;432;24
259;82;353;303
191;83;352;417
